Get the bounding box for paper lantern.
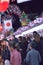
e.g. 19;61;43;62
0;0;9;12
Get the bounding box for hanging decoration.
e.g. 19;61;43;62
20;11;28;26
0;0;10;12
3;19;13;36
6;4;21;16
4;19;12;30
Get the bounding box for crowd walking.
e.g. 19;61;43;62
0;31;43;65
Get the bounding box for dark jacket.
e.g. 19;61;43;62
2;46;10;61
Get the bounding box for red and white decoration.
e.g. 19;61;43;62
6;4;21;16
4;19;12;30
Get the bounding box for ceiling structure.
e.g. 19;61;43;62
10;0;43;14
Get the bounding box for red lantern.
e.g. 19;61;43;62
0;0;9;12
0;25;3;32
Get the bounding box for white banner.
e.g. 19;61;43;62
4;19;12;30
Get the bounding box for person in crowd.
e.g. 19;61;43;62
26;35;32;52
39;36;43;65
18;36;28;65
33;32;40;50
9;40;22;65
18;36;23;51
26;42;41;65
0;43;2;54
26;36;32;43
0;54;4;65
33;31;43;65
21;37;28;60
9;35;18;44
12;35;19;43
1;39;10;61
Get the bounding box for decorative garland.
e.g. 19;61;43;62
6;4;21;16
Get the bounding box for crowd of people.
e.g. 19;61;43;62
0;31;43;65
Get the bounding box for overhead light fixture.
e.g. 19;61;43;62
17;0;31;3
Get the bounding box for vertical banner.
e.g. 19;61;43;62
4;19;12;30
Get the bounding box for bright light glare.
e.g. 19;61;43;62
15;24;43;37
17;0;31;3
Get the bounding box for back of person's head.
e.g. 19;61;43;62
18;36;23;41
30;41;36;49
9;39;19;49
9;40;15;49
33;31;38;34
22;37;27;43
33;31;39;38
33;31;40;41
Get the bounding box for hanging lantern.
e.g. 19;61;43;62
0;0;10;12
0;25;3;32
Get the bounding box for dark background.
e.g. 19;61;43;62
10;0;43;31
10;0;43;14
